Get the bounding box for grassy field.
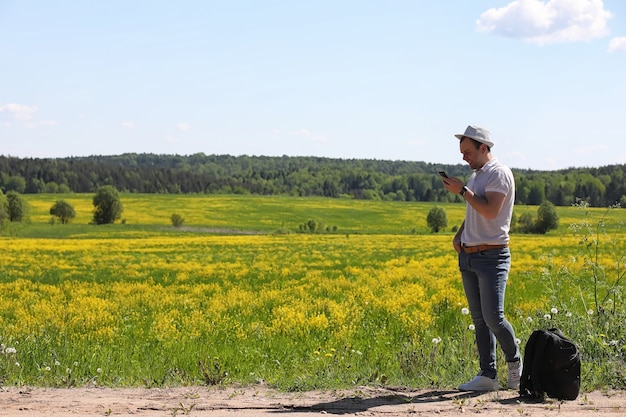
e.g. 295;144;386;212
1;194;624;390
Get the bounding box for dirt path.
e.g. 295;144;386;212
0;385;624;416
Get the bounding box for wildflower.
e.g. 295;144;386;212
54;360;60;366
587;309;594;315
515;338;521;345
73;361;79;367
313;351;320;355
468;324;475;331
432;337;442;344
461;308;470;315
550;308;558;314
325;353;333;357
526;317;533;323
15;362;20;368
66;368;72;374
97;368;103;373
544;314;551;320
5;347;16;355
566;312;572;318
45;366;51;372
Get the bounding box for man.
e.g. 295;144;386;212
441;125;522;391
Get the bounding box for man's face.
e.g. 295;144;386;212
459;138;486;170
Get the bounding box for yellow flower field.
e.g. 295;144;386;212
1;195;624;389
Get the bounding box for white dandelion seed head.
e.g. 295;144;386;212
5;347;17;355
544;314;552;320
15;362;20;367
66;368;71;374
97;368;103;373
587;309;594;315
468;324;475;331
432;337;442;344
526;317;533;323
461;308;470;315
551;308;558;314
566;312;573;317
54;360;60;366
516;338;521;345
45;366;51;372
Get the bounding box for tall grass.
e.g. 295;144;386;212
0;194;624;391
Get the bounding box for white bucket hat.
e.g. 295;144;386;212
454;125;494;148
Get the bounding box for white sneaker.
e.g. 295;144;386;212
458;375;499;391
508;360;523;390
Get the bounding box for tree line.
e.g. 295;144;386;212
0;154;624;207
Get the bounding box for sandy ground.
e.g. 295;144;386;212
0;385;624;416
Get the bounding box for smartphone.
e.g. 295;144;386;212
438;171;449;178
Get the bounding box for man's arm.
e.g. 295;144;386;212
443;177;506;220
462;189;506;220
453;220;465;254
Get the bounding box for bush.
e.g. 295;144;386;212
171;213;185;227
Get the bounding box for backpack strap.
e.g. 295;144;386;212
520;330;543;398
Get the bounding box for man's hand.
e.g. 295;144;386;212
442;176;464;195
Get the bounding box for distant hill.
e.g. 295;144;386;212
0;153;624;207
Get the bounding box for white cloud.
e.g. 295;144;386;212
608;36;626;52
575;144;609;154
288;128;329;143
122;121;135;129
40;120;58;126
0;103;38;120
176;123;191;132
289;128;312;137
477;0;612;44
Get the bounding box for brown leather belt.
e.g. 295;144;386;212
461;244;508;254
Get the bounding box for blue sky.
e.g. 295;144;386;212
1;0;625;170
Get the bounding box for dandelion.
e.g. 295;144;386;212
325;353;333;357
73;361;79;367
5;347;16;355
15;362;20;368
566;312;572;318
587;309;594;315
544;314;551;320
461;307;470;315
432;337;442;344
66;368;72;374
468;324;475;331
515;338;521;345
526;317;533;323
45;366;51;372
97;368;103;373
550;307;558;314
54;360;60;366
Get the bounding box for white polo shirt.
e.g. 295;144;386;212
461;158;515;246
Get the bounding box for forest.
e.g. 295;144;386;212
0;153;624;207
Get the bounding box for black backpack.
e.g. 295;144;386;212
519;328;581;401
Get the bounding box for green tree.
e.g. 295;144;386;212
6;191;27;222
426;206;448;233
92;185;123;225
0;191;8;224
50;200;76;224
535;201;559;234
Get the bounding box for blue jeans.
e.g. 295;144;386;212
459;248;520;378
